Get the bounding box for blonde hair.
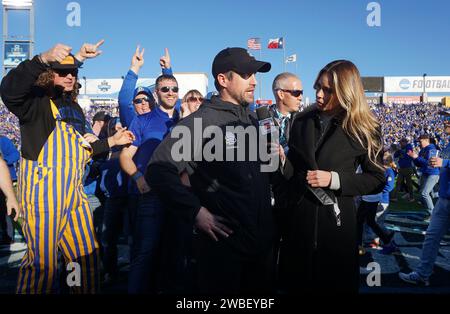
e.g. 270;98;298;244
314;60;383;169
182;89;203;103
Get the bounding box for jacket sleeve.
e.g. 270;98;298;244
0;137;20;165
162;67;173;76
0;55;48;121
118;70;138;128
383;170;395;194
91;138;110;157
413;156;428;168
146;117;202;224
336;152;385;197
441;159;450;168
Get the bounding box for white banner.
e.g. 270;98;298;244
82;78;155;97
384;76;450;93
80;73;208;99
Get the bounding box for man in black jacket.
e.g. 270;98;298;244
146;47;275;294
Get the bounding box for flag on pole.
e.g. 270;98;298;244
285;54;297;63
267;37;284;49
247;37;261;50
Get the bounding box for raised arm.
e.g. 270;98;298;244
0;44;71;120
118;45;144;127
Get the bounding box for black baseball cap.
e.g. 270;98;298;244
212;47;271;78
93;111;111;123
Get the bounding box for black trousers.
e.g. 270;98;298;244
0;191;13;241
196;235;274;295
357;200;392;245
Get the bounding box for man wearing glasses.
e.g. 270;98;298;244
120;74;179;293
270;72;303;156
147;48;276;294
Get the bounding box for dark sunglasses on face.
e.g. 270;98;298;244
54;69;78;77
314;83;333;94
159;86;179;93
235;72;254;80
279;89;303;97
187;96;204;103
133;96;152;104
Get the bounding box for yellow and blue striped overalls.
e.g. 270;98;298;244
17;100;99;294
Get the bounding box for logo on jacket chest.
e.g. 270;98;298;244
225;131;238;148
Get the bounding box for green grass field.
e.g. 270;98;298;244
388;176;430;212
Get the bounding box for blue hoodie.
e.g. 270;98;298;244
438;141;450;198
0;136;19;181
394;143;414;168
413;143;439;176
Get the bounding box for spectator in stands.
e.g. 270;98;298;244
408;133;440;215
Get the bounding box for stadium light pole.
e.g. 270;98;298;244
2;0;34;76
82;76;87;95
423;73;427;103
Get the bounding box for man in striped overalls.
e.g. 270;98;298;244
0;42;135;294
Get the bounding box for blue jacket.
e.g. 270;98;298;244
381;167;396;204
438;141;450;199
118;67;173;128
413;144;439;176
394;143;414;168
0;136;19;181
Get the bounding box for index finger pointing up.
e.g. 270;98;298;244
165;47;170;57
95;39;105;48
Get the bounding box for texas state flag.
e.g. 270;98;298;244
267;37;284;49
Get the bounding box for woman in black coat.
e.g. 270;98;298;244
278;60;386;294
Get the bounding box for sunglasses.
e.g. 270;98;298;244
234;72;254;80
187;96;204;103
159;86;179;93
54;69;78;77
314;83;333;94
133;96;152;104
279;89;303;97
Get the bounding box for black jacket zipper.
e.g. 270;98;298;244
314;204;319;250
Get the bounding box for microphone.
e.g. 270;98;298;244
256;106;281;174
256;105;277;142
